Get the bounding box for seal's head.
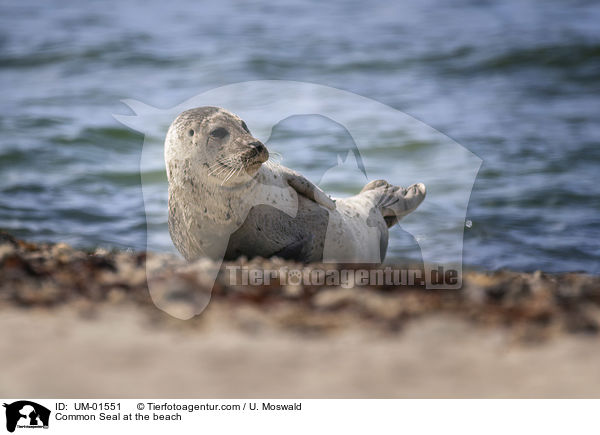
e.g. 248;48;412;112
165;107;269;186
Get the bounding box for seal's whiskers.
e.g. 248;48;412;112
208;156;243;178
267;151;283;163
221;166;239;185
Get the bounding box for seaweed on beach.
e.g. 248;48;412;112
1;231;598;341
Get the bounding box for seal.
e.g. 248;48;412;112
165;106;426;264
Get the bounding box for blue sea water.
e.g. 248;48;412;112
1;0;599;273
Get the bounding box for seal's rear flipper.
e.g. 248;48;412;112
361;179;426;228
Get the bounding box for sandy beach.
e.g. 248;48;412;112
1;231;599;398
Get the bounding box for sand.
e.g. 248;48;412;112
1;231;599;398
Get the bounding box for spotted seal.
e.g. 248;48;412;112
165;107;426;263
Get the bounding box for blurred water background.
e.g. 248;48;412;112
1;0;599;273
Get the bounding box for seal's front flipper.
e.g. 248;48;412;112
286;172;336;210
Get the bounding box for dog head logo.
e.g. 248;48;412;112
3;401;50;433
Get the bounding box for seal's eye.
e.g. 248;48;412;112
210;127;228;139
188;129;194;137
241;121;250;133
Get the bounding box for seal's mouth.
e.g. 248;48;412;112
244;158;266;173
242;142;269;172
209;142;268;182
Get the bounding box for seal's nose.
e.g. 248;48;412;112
249;141;265;153
248;140;268;164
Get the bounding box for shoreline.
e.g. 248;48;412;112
1;231;599;397
2;231;599;338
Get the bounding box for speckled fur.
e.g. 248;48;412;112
165;107;426;263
